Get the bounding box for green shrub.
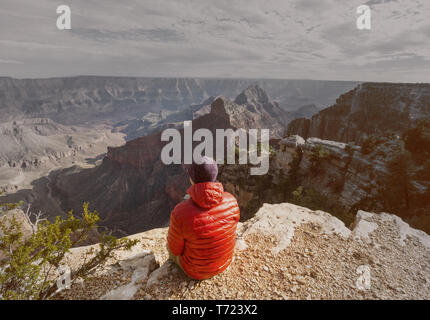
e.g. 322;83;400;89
269;145;276;157
360;135;385;155
309;145;330;175
291;186;327;209
288;148;303;187
0;200;138;300
344;144;354;157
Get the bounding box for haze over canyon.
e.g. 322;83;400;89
0;76;428;237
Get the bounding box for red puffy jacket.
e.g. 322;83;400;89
167;182;240;280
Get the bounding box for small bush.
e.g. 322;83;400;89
0;200;138;300
269;145;276;157
291;186;327;209
288;148;303;187
360;135;385;155
344;144;354;157
309;145;330;176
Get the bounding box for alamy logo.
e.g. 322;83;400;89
56;5;71;30
356;5;371;30
160;121;270;175
356;265;371;290
56;265;71;292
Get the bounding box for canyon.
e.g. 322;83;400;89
0;118;125;194
0;86;291;235
1;78;430;300
1;82;429;237
0;77;356;126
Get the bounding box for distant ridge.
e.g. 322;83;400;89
0;76;358;125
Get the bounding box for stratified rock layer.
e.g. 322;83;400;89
287;83;430;143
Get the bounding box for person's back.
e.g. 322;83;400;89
167;157;240;280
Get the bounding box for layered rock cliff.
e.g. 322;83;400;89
286;83;430;143
219;134;430;234
57;203;430;300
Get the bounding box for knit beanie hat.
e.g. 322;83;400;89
187;156;218;183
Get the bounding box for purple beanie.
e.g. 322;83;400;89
187;156;218;183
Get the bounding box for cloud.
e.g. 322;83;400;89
0;59;23;64
365;0;398;7
0;0;429;82
70;27;185;43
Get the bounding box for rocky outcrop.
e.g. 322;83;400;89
276;136;382;207
57;203;430;300
233;85;291;137
286;83;430;143
218;134;430;234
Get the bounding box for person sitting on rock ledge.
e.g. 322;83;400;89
167;156;240;280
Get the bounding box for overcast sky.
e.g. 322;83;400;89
0;0;429;82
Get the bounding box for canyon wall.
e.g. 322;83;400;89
218;134;430;234
287;83;430;143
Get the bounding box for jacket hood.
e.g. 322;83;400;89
187;182;224;209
